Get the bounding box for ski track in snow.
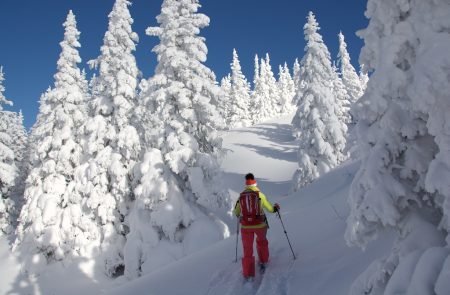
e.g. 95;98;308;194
255;250;297;295
205;115;298;295
204;247;298;295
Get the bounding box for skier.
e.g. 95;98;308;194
234;173;280;280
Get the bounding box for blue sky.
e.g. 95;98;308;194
0;0;367;129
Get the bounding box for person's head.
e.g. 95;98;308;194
245;173;257;186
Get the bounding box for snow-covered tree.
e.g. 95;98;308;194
124;0;230;279
7;111;28;170
219;74;231;124
0;68;11;108
292;58;306;106
337;32;363;105
262;54;281;116
228;49;251;128
346;1;450;294
293;58;301;91
291;12;347;191
252;54;280;121
359;66;369;94
251;54;266;124
0;67;18;235
80;0;141;277
332;64;351;125
15;11;93;269
277;63;296;114
1;110;29;230
220;74;232;97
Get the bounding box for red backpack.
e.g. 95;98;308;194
239;191;264;226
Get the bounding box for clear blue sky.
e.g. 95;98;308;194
0;0;368;129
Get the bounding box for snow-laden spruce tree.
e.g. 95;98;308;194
215;80;229;130
253;54;278;121
79;0;140;277
292;58;307;106
262;54;281;117
337;32;363;105
15;11;95;270
0;68;10;107
277;63;296;114
291;12;347;191
124;0;230;279
346;1;450;294
338;32;366;153
0;67;18;235
332;64;351;125
251;54;267;124
1;110;29;232
7;111;28;172
359;66;369;94
293;58;301;91
228;49;251;128
219;74;231;124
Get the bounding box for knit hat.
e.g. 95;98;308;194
245;179;257;186
245;173;257;186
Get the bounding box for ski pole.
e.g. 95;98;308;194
234;218;240;263
277;211;296;260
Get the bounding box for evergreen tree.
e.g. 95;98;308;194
255;54;277;121
0;68;11;108
262;54;281;117
219;74;231;125
337;32;363;104
251;54;266;124
8;111;28;169
80;0;141;276
291;12;347;191
292;58;306;106
0;67;18;235
293;58;301;91
228;49;251;128
277;63;296;114
359;66;369;94
124;0;230;279
332;64;351;124
2;110;29;231
15;11;93;269
346;1;450;294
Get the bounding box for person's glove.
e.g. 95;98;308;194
274;203;280;213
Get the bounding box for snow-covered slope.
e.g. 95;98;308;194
0;115;392;295
108;115;392;295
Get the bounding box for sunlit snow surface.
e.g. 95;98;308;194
0;115;392;295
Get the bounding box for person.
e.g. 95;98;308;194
233;173;280;279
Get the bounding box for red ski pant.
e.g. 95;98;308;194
241;227;269;277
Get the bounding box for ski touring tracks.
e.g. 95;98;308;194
204;249;298;295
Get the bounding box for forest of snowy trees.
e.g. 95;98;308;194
0;0;364;277
1;0;449;293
